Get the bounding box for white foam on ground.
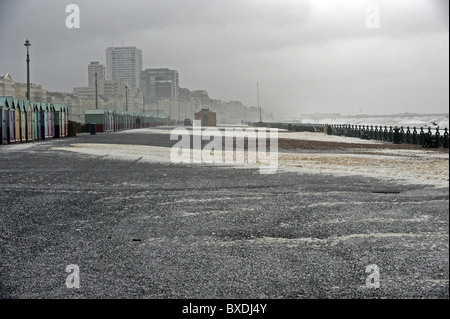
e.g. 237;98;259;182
140;233;449;247
54;142;449;187
277;151;449;187
0;142;37;151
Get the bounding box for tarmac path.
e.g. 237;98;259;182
0;129;448;298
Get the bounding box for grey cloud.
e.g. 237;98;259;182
0;0;448;115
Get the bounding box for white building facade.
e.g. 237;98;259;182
0;74;15;96
88;61;106;88
106;47;143;89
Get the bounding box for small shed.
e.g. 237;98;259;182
85;109;109;133
195;108;216;127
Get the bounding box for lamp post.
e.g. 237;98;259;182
24;39;31;101
257;82;262;123
95;72;98;109
125;85;128;112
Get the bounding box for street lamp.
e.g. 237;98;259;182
125;85;128;112
95;72;98;109
257;82;262;123
24;39;31;101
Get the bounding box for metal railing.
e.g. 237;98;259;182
285;123;449;148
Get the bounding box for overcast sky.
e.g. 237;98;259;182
0;0;448;116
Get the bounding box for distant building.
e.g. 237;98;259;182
73;78;128;99
190;90;211;105
73;86;99;98
103;78;127;98
0;73;15;96
88;61;105;88
140;68;179;102
178;88;191;102
15;82;47;101
106;46;143;89
195;108;216;126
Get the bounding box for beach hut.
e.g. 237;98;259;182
47;103;52;138
121;112;126;131
66;105;69;136
13;99;20;142
50;104;55;138
17;100;26;143
104;109;111;132
32;102;39;140
62;105;67;137
57;103;64;137
138;114;145;128
112;110;116;131
53;104;63;138
7;97;16;144
0;98;3;144
122;112;127;130
135;114;140;129
117;111;123;131
42;102;49;139
36;102;45;140
112;110;117;131
0;97;9;144
116;111;122;131
17;100;27;142
108;110;114;132
5;97;14;143
122;111;127;130
25;100;32;141
131;112;135;130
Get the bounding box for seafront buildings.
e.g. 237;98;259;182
106;46;143;89
1;46;272;124
140;68;180;102
88;62;106;88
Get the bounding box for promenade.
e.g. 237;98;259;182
0;128;448;298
